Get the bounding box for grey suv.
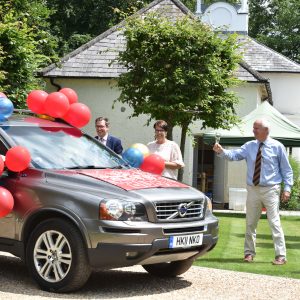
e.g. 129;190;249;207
0;113;218;293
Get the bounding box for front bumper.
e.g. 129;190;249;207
88;233;217;268
86;215;218;269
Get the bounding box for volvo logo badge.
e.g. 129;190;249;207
177;203;188;217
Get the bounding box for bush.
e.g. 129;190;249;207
280;156;300;211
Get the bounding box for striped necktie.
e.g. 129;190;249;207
253;142;264;186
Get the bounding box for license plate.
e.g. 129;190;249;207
169;233;203;249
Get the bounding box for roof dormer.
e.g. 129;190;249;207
196;0;249;34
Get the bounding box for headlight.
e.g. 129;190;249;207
205;196;213;214
99;199;148;221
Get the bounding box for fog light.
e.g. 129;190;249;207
126;251;139;258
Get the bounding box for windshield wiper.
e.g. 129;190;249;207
110;165;127;169
64;165;108;170
64;165;127;170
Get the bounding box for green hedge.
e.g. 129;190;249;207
280;156;300;210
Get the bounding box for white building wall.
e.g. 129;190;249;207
265;73;300;114
232;84;262;117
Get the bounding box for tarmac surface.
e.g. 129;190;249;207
0;252;299;300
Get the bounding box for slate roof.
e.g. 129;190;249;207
40;0;300;80
238;36;300;73
236;63;265;83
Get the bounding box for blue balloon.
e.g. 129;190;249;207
0;116;8;122
0;97;14;120
122;147;144;168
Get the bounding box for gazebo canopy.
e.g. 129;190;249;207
203;101;300;147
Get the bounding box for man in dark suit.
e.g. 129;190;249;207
95;117;123;155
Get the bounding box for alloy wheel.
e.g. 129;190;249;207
33;230;72;283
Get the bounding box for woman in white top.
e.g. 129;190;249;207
147;120;185;179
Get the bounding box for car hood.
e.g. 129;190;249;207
44;168;202;201
77;169;188;190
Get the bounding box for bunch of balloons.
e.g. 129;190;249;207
0;145;31;218
0;92;14;122
26;88;91;128
122;143;165;175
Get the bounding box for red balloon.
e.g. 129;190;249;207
5;146;31;172
26;90;48;114
44;92;70;118
0;92;7;98
0;187;14;218
63;103;91;128
140;154;165;175
59;88;78;104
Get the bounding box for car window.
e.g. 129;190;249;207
2;126;126;170
0;139;8;156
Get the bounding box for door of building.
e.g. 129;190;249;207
193;136;215;199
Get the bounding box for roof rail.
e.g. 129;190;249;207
12;109;70;124
13;109;32;114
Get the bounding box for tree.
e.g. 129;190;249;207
116;13;241;180
249;0;300;63
45;0;151;56
0;0;58;107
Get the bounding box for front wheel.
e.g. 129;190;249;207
26;218;91;293
142;258;194;277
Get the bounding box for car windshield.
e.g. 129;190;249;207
2;125;127;170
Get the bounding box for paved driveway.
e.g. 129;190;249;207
0;253;299;300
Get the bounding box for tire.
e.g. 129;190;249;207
26;218;91;293
142;258;194;277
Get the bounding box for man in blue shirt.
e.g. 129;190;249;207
213;119;293;265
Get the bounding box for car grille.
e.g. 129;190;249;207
154;199;205;221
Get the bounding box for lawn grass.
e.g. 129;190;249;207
194;213;300;279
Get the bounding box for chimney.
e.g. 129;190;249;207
196;0;249;35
